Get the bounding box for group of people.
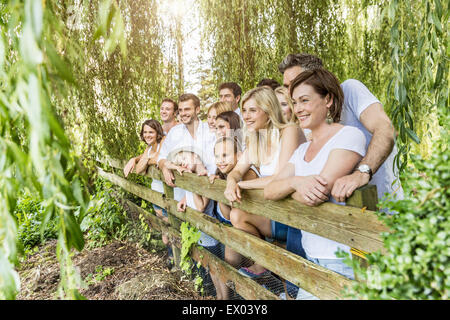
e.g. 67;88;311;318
123;53;403;300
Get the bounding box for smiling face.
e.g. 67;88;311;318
215;117;231;137
275;92;292;122
142;124;157;146
291;83;331;130
160;101;176;123
207;107;217;131
178;99;199;126
242;98;269;132
219;88;239;110
214;140;237;175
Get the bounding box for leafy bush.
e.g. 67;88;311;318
344;127;449;299
80;179;132;248
14;193;58;252
80;177;164;251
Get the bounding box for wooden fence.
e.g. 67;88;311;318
96;157;389;300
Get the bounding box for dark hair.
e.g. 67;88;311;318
140;119;165;144
218;82;242;98
256;78;280;90
216;111;243;150
216;111;241;131
161;98;178;112
278;53;323;74
214;136;239;180
289;68;343;123
179;93;200;108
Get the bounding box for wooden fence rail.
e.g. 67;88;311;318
96;157;388;300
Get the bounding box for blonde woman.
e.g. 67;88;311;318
206;101;234;132
274;86;296;123
223;86;306;278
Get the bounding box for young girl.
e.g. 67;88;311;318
209;136;260;299
224;86;307;279
214;111;243;152
166;148;225;299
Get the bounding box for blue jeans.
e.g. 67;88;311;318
285;227;307;297
295;254;355;300
270;221;289;241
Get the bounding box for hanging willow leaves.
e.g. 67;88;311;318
0;0;132;300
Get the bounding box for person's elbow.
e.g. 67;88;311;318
264;183;279;201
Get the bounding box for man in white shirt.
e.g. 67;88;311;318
218;82;243;120
160;98;178;135
278;53;403;207
157;93;216;188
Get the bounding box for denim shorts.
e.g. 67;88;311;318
216;213;232;226
270;220;288;241
153;204;168;217
295;254;355;300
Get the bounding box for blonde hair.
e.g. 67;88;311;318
207;101;234;116
240;87;292;166
274;86;297;124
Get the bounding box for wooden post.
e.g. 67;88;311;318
163;181;182;269
346;184;379;272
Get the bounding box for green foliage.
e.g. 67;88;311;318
50;0;175;160
0;0;131;300
84;265;115;286
341;124;449;299
80;179;131;248
385;0;448;170
179;221;204;294
14;193;58;252
180;221;201;276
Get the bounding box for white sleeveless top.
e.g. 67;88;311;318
147;143;164;193
288;126;366;259
258;146;281;177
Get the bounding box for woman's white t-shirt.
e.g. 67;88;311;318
288;125;366;259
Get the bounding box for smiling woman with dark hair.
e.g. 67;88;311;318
265;68;367;299
124;118;167;220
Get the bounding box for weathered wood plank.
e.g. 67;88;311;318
97;167;166;208
171;171;389;254
100;167;356;299
97;160;389;253
165;199;354;300
125;200;280;300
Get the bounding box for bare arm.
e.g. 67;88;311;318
332;103;395;201
135;146;151;174
264;163;328;202
238;125;303;190
224;149;251;203
359;102;395;173
294;149;362;206
124;153;144;177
